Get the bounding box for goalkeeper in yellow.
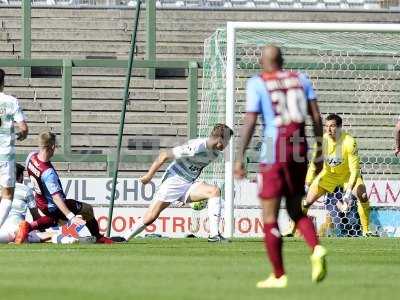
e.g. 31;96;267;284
302;113;372;236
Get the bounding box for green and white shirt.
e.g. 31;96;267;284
0;92;25;161
8;182;36;219
164;138;220;182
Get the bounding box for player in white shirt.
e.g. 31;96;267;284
0;163;46;243
0;69;29;228
123;124;233;242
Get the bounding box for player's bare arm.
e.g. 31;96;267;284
140;149;174;184
345;172;358;194
52;193;85;225
341;139;360;203
395;120;400;156
235;112;257;179
16;121;28;141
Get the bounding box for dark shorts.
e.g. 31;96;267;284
42;199;84;222
258;161;307;200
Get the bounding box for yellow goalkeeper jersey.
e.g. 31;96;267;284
306;132;361;190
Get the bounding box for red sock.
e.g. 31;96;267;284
30;216;56;231
296;216;319;250
263;222;285;278
85;218;102;239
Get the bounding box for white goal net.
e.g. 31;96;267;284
200;22;400;238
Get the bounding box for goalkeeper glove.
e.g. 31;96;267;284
338;189;353;213
302;198;311;209
336;200;349;214
304;185;309;194
343;189;353;205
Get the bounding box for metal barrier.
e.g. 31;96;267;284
0;58;199;175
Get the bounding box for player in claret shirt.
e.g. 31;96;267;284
235;45;327;288
15;131;113;244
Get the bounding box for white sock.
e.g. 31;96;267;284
0;198;12;228
124;222;147;241
207;197;221;237
27;231;42;243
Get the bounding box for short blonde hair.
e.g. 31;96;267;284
210;123;233;139
39;131;56;149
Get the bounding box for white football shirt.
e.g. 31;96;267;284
8;182;36;219
164;138;220;182
0;92;25;161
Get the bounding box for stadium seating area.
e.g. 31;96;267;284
151;0;393;10
0;7;399;176
0;0;399;9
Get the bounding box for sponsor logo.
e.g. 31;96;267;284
61;223;83;239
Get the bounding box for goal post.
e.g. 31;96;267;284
201;22;400;238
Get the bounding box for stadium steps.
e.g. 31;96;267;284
0;31;9;41
3;43;203;59
18;135;186;150
6;75;195;88
26;123;187;136
23;111;186;124
3;7;398;62
4;72;192;176
1;7;400;176
5;29;208;43
304;126;396;139
13;88;188;102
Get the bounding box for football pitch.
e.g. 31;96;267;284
0;238;399;300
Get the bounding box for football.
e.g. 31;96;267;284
190;200;207;211
51;222;94;244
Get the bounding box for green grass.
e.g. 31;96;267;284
0;238;399;300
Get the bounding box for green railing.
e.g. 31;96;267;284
20;0;158;79
21;0;31;78
0;58;199;175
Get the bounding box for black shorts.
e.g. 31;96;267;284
43;199;84;222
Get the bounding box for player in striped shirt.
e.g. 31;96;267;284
0;69;29;228
0;163;47;243
123;123;233;242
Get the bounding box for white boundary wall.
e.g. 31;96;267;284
35;177;400;238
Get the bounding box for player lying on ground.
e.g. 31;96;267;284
302;113;373;236
0;68;29;228
123;123;233;242
234;45;327;288
0;163;51;243
15;131;113;244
